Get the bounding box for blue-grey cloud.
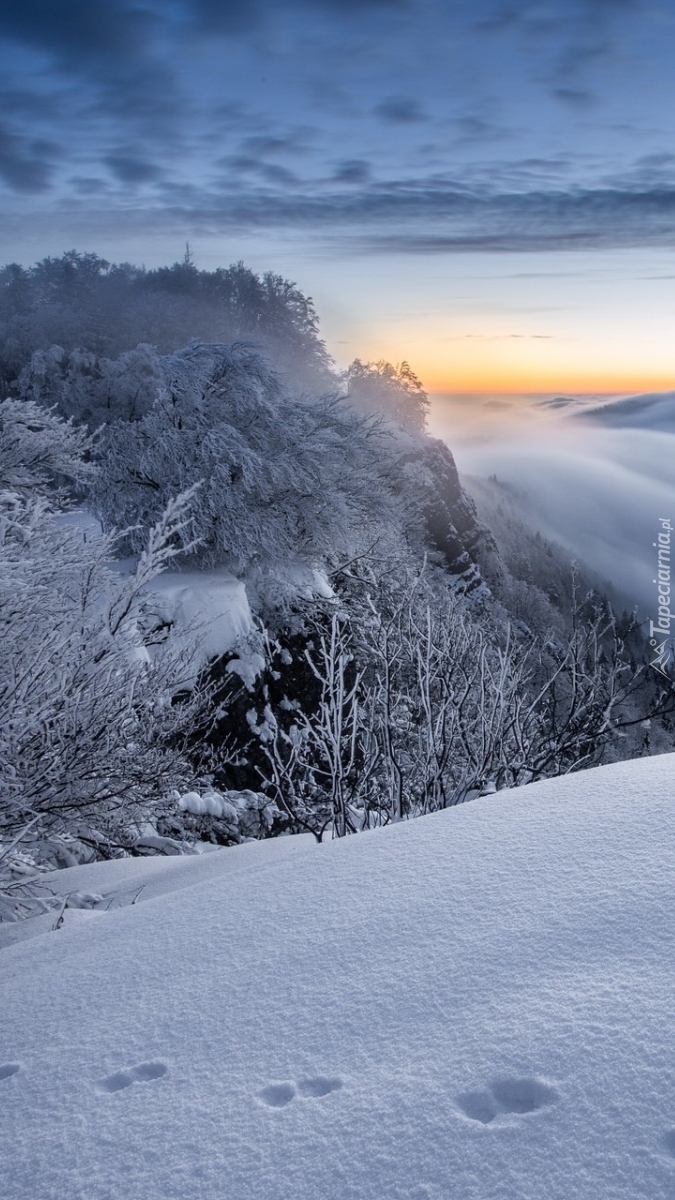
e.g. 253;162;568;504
476;0;641;109
0;1;180;147
0;0;644;74
333;160;371;184
190;0;408;32
70;176;109;195
0;124;56;192
220;130;310;184
0;87;63;119
374;96;425;124
144;176;675;252
0;0;155;65
104;152;164;185
188;0;262;34
452;114;501;140
0;0;669;252
552;86;596;108
477;0;640;36
256;163;298;185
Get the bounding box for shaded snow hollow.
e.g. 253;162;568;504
3;754;675;1199
140;568;252;672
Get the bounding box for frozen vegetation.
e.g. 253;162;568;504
0;250;673;904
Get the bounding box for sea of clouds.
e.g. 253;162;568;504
430;390;675;623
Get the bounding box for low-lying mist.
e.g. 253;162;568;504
430;390;675;621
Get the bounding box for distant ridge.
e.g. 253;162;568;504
580;389;675;431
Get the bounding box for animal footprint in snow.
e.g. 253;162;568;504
297;1076;343;1098
258;1076;343;1107
0;1063;20;1082
99;1061;168;1093
491;1076;558;1114
258;1082;296;1108
456;1076;558;1124
455;1089;499;1125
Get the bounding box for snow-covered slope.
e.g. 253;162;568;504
3;754;675;1200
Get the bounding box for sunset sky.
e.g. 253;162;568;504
1;0;674;395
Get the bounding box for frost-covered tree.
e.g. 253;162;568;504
0;489;208;850
0;252;119;395
16;343;165;429
0;252;334;395
346;359;429;433
92;342;393;573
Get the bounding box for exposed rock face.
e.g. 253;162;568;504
405;437;496;589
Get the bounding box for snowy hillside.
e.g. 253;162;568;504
3;754;675;1200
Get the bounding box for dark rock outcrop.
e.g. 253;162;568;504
404;437;496;589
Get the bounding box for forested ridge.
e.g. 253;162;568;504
1;251;672;921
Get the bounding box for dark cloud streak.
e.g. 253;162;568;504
190;0;408;33
374;96;425;124
0;0;155;65
104;152;164;185
0;123;56;192
145;177;675;253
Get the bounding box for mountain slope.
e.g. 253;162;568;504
3;754;675;1200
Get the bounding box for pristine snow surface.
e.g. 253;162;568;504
142;568;253;673
3;754;675;1200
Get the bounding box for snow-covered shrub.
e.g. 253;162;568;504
157;787;282;845
0;396;94;495
0;488;209;852
0;399;211;916
0;828;103;923
239;557;668;838
92;342;393;573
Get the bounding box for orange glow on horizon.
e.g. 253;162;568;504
349;342;675;399
347;294;675;399
422;368;675;395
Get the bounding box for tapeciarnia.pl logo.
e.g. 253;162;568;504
649;517;674;679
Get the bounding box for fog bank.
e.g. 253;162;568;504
430;391;675;621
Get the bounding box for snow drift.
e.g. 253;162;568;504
2;753;675;1200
